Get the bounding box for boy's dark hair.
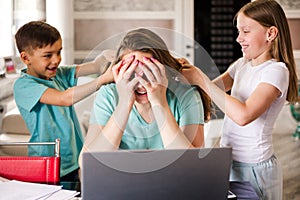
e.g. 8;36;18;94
15;21;61;54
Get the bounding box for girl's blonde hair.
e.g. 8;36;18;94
235;0;298;103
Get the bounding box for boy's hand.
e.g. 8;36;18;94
93;49;116;75
101;64;114;84
102;49;116;63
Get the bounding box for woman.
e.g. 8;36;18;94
81;28;211;152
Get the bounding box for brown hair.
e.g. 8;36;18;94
15;21;61;54
114;28;212;121
234;0;298;103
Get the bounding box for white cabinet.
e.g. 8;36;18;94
73;0;194;63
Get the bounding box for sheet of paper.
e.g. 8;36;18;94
41;189;80;200
0;176;9;182
0;180;62;200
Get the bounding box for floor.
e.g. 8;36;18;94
273;134;300;200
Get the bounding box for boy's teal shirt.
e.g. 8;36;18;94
13;66;84;177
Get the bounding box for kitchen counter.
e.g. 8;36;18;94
0;74;19;101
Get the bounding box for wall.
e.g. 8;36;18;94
276;0;300;76
73;0;194;64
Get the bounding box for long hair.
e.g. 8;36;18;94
235;0;298;103
114;28;212;121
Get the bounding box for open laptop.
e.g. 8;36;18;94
81;147;232;200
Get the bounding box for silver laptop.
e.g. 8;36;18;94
81;147;232;200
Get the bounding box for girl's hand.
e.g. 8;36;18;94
139;57;168;106
177;57;190;66
181;65;202;86
112;56;139;108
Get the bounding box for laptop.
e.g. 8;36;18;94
81;147;232;200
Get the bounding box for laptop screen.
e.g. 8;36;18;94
81;147;232;200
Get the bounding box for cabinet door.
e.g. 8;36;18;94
194;0;249;78
74;0;194;63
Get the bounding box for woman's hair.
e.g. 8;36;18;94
15;21;61;54
234;0;298;103
114;28;212;121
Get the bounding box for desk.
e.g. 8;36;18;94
61;182;81;200
62;181;259;200
61;181;81;192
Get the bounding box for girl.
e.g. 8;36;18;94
182;0;298;199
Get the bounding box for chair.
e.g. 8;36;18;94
0;139;60;184
0;107;30;156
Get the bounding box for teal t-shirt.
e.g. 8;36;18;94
13;66;84;177
90;80;204;149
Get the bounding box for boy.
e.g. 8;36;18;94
13;21;113;181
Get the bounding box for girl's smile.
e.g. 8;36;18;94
236;13;272;66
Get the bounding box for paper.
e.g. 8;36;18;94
41;189;80;200
0;180;79;200
0;176;9;182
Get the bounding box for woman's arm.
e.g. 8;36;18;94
181;124;204;147
81;56;139;152
82;110;130;152
152;103;204;148
141;57;203;148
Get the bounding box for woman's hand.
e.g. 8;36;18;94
112;56;139;108
139;57;168;106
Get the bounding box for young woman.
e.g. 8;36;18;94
181;0;298;199
81;28;211;153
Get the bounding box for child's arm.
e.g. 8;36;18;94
182;65;281;126
39;51;115;106
75;49;115;77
